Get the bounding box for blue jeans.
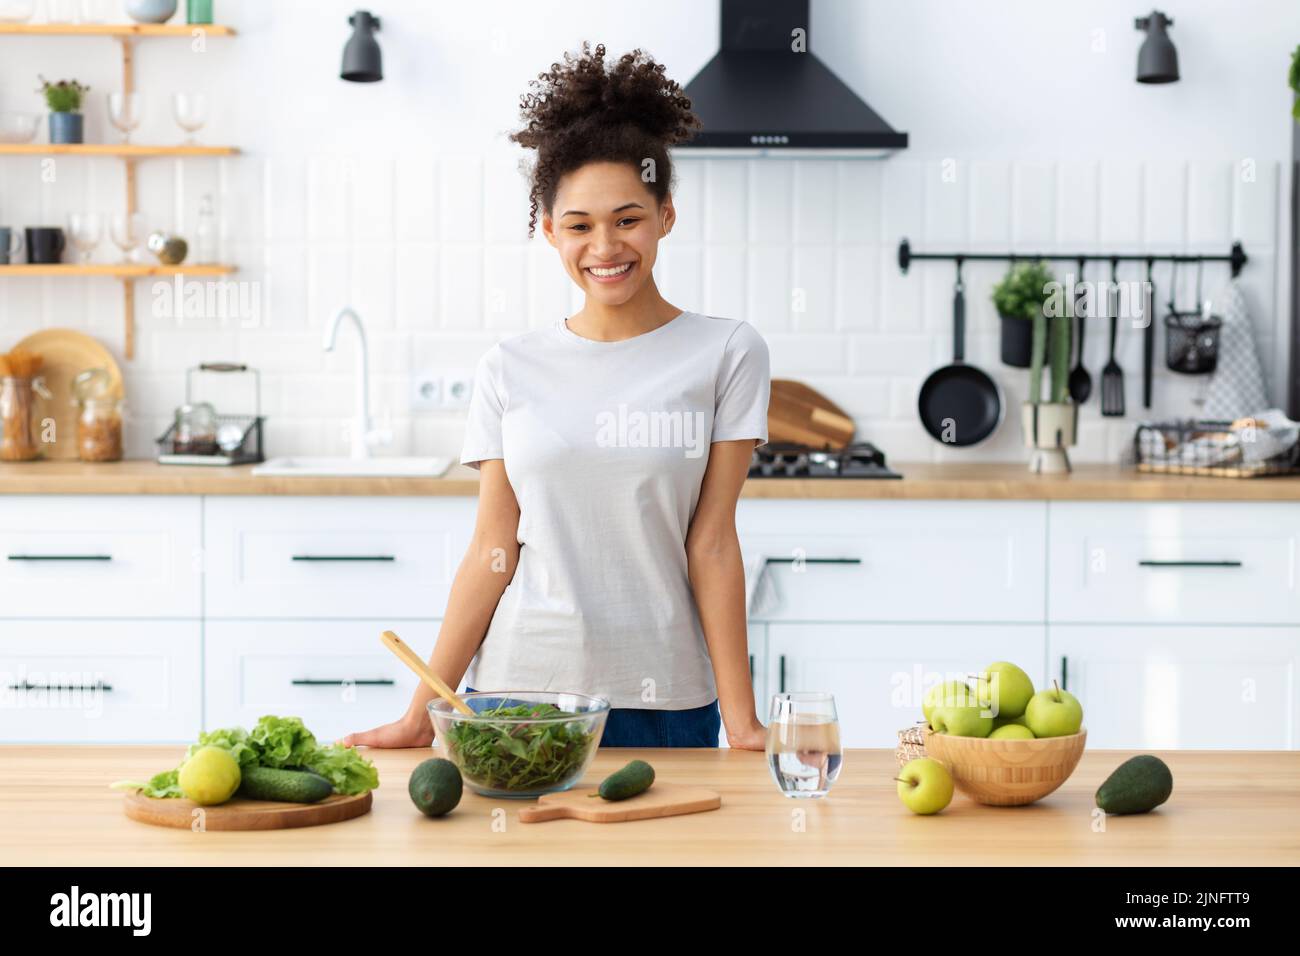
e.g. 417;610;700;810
465;689;721;748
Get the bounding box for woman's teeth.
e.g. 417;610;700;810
587;263;632;278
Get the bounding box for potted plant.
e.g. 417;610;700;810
1022;288;1078;474
1290;44;1299;119
38;77;89;145
992;260;1056;367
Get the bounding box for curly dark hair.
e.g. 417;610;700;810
510;43;701;237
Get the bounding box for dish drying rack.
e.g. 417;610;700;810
1133;419;1300;478
156;363;265;466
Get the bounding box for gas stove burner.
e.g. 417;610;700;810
749;441;902;479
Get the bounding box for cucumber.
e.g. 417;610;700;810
239;765;333;803
595;760;655;801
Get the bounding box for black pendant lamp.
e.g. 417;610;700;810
341;10;382;83
1134;10;1179;84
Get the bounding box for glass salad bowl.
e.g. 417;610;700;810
427;691;609;798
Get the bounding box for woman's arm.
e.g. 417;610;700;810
686;438;766;751
342;459;520;748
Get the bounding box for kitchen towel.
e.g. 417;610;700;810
1203;280;1268;421
743;553;779;617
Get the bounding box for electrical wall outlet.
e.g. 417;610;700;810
410;371;443;412
411;369;474;411
443;370;473;408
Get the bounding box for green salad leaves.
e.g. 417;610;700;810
444;702;595;791
112;715;379;798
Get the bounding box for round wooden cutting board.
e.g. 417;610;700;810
123;791;372;830
13;328;124;461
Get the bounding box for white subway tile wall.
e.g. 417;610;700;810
0;151;1283;463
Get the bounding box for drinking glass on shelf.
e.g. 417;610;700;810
766;691;843;798
172;92;208;145
45;0;77;22
79;0;109;22
110;211;145;263
107;92;142;144
66;212;103;265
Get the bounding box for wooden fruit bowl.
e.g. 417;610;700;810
923;729;1087;806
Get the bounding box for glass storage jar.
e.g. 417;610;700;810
173;401;218;455
0;376;45;461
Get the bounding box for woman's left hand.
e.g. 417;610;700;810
725;719;768;751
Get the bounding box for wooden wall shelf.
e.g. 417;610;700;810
0;24;235;37
0;264;236;278
0;19;238;360
0;144;238;157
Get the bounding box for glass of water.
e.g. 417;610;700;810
766;692;843;798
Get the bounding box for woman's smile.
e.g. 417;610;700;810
585;261;636;283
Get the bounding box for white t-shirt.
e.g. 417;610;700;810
459;310;770;709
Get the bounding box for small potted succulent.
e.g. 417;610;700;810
992;260;1056;367
38;76;90;145
1022;286;1077;474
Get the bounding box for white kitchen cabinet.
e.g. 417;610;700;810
737;500;1046;623
0;620;201;742
1048;502;1300;624
0;496;201;618
765;623;1047;747
204;619;435;742
204;497;475;619
1046;625;1300;750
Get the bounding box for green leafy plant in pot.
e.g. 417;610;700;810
992;261;1056;367
38;77;90;145
1290;45;1299;120
1022;279;1078;474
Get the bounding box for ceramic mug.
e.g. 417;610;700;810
0;227;21;265
25;227;65;264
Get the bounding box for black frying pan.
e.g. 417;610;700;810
918;269;1004;446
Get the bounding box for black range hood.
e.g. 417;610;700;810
679;0;907;155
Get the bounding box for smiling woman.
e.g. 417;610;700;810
343;42;772;754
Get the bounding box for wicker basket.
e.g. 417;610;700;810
895;725;928;767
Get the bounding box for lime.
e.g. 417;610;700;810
178;746;241;805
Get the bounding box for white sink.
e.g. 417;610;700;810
251;456;452;478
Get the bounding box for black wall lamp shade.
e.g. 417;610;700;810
341;10;382;83
1135;10;1179;84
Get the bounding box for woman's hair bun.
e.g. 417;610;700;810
510;43;701;236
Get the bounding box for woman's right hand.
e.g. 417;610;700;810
340;712;434;750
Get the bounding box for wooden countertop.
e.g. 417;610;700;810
3;459;1300;499
3;745;1297;865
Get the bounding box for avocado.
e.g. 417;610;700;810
1096;755;1173;814
239;766;334;803
596;760;655;801
409;758;463;817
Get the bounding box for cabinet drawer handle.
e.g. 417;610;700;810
7;680;113;691
7;554;112;561
1060;656;1068;692
291;555;396;562
764;557;861;565
748;654;754;680
1138;559;1242;568
291;678;395;686
778;654;786;694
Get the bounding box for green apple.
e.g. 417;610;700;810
922;679;974;724
972;661;1035;720
896;758;954;815
989;723;1035;740
930;702;993;738
1024;683;1084;738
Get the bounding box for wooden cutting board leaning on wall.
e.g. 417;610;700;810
767;380;856;449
